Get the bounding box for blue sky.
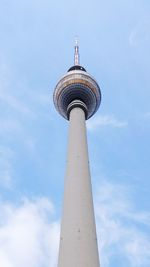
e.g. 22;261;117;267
0;0;150;266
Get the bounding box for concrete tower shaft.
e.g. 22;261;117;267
58;106;100;267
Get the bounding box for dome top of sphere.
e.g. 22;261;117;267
68;65;86;72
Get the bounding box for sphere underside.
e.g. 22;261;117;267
54;71;101;120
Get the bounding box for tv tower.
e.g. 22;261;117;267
53;40;101;267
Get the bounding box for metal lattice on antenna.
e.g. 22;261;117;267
74;36;80;65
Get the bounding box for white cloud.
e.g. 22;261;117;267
0;197;59;267
0;183;149;267
87;114;127;131
95;181;150;267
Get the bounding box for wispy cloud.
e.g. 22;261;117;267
143;112;150;119
87;114;127;131
0;62;51;121
0;147;14;189
0;63;51;158
0;92;34;116
0;117;22;135
95;181;150;267
0;64;34;117
129;17;150;47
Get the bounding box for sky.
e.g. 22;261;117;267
0;0;150;266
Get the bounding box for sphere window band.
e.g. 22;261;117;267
55;72;100;97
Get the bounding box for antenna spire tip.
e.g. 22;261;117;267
74;36;79;46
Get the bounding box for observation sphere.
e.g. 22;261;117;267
53;65;101;120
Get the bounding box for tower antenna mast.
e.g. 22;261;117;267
74;37;80;65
